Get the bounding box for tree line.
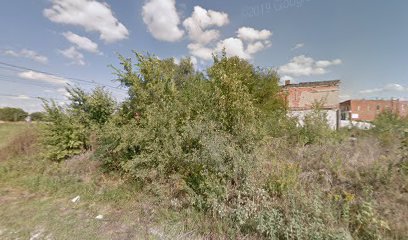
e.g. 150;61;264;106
0;107;45;122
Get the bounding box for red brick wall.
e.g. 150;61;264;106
342;99;408;121
284;85;339;110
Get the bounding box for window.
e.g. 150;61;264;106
367;105;371;111
357;106;360;111
376;105;380;110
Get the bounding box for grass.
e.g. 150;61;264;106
0;122;30;148
0;123;225;240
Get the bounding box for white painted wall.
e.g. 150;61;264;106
288;109;339;130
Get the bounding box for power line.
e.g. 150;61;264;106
0;75;128;99
0;74;124;95
0;61;127;92
0;93;66;101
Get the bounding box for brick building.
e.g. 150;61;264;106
340;99;408;121
282;80;341;129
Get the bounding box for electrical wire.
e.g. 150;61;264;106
0;61;127;92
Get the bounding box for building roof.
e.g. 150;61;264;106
283;80;340;88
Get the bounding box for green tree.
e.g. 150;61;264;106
30;112;46;121
0;107;28;121
41;86;116;161
97;53;285;210
66;86;116;126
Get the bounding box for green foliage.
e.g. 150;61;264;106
372;110;408;146
0;107;28;121
398;129;408;174
30;112;46;121
264;162;300;197
350;199;390;239
41;87;116;161
41;101;89;161
66;86;116;126
37;51;408;239
98;54;261;189
300;108;332;144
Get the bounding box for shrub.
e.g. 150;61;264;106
41;87;116;161
41;100;89;161
97;54;261;189
372;111;408;146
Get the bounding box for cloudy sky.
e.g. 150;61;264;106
1;0;407;112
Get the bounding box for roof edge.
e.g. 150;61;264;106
283;80;341;88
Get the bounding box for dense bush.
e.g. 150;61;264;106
40;52;408;239
0;107;28;121
371;110;408;146
42;86;116;161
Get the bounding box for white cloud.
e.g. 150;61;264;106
3;49;48;64
187;43;214;61
57;87;71;98
16;95;30;100
43;0;129;43
187;30;272;61
183;6;229;45
237;27;272;42
360;83;408;94
291;43;304;50
359;88;382;94
384;83;406;92
142;0;184;42
190;56;198;69
234;27;272;56
62;31;100;54
59;47;85;66
2;95;31;100
18;70;69;85
182;7;271;61
316;59;342;68
278;55;342;77
246;41;271;55
216;38;250;60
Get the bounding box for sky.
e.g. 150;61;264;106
0;0;407;112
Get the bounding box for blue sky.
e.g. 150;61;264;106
0;0;407;112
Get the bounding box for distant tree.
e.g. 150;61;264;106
0;107;28;121
30;112;46;121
